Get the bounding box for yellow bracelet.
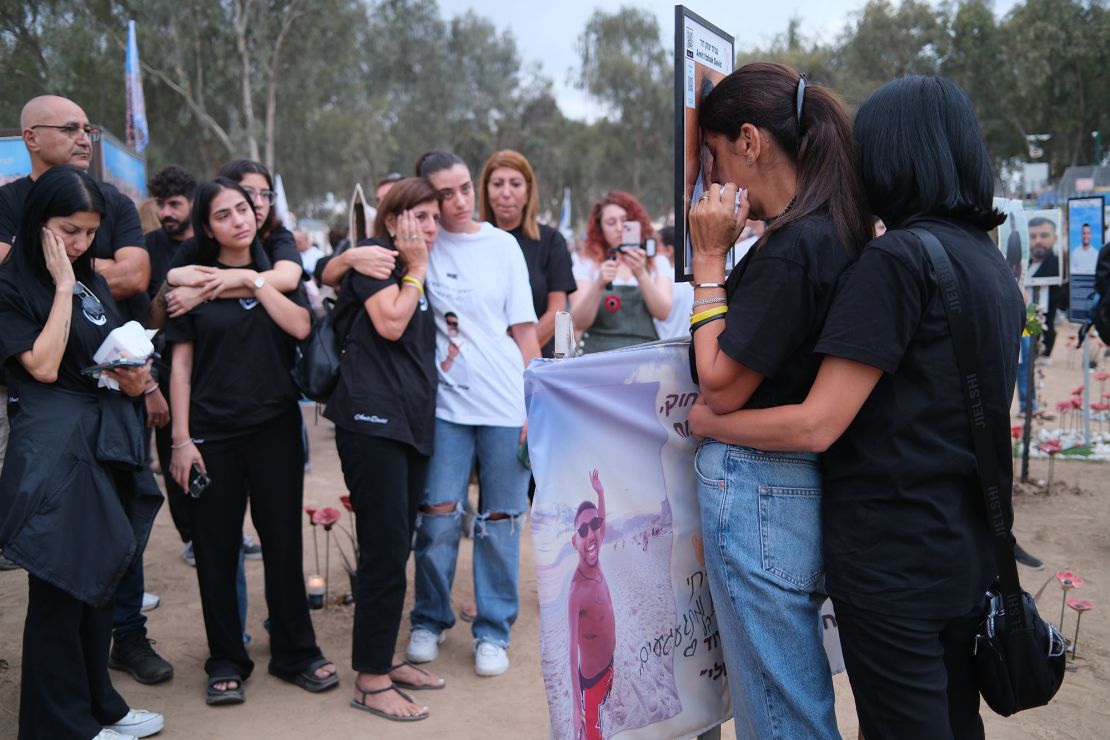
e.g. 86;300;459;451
689;305;728;325
401;275;425;295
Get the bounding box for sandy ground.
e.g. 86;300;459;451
1;334;1108;739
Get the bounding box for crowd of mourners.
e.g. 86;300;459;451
0;61;1063;740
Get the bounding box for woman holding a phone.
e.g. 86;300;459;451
166;177;337;706
569;191;672;354
0;165;164;739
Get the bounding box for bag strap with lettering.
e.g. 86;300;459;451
907;227;1027;628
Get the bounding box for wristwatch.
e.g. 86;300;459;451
253;276;266;291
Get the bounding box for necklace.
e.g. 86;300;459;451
766;194;798;222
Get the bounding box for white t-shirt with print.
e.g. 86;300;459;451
427;222;538;426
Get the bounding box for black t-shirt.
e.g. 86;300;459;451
162;260;308;442
145;227;187;301
0;265;124;395
814;218;1025;619
717;213;856;409
0;176;147;322
324;240;437;454
505;223;577;358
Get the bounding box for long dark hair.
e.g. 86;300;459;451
370;177;439;273
699;62;871;255
13;165;107;320
854;76;1005;231
191;178;271;270
217;159;280;242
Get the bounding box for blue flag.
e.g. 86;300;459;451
125;20;149;153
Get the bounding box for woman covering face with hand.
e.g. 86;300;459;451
569;191;672;354
686;62;872;739
479;150;576;357
690;76;1024;739
323;178;445;722
165;177;337;706
0;165;164;739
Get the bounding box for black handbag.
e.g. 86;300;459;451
291;297;346;402
911;227;1067;717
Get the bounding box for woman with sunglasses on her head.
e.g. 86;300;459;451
405;150;540;679
569;191;672;353
165;177;337;706
479;150;576;357
690;76;1023;740
0;165;164;739
686;63;872;739
324;178;445;722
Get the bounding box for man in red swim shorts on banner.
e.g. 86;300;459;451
568;469;616;740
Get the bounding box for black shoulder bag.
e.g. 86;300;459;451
909;227;1066;717
292;297;348;402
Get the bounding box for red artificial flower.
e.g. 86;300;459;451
1071;397;1083;409
1095;372;1110;382
1011;425;1023;439
1067;599;1093;612
604;295;622;312
1091;402;1110;412
340;495;352;512
312;507;341;529
1039;439;1063;455
1056;570;1085;589
305;505;318;524
1072;386;1084;396
1056;401;1073;413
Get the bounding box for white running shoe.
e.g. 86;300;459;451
405;628;444;663
102;708;164;738
93;730;136;740
474;641;509;677
140;592;160;612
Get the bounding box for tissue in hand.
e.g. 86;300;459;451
92;321;158;390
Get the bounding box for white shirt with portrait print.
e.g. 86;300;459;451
427;222;537;427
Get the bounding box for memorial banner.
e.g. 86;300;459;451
525;340;845;739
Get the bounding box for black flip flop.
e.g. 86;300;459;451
206;675;245;705
351;683;428;722
271;657;339;693
390;660;446;691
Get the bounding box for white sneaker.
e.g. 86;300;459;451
140;592;160;612
103;708;164;738
474;640;509;677
93;730;136;740
405;628;444;663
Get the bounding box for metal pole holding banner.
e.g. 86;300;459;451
1083;341;1092;447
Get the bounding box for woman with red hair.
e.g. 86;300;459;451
569;192;672;354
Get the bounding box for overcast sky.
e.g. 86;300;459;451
436;0;1023;120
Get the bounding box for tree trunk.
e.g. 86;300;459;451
265;0;304;172
234;0;260;162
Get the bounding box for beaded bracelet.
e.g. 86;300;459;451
401;275;425;295
689;305;728;325
691;297;727;309
690;314;727;334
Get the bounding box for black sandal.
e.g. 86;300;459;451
351;683;429;722
270;657;339;693
206;674;245;705
390;660;446;690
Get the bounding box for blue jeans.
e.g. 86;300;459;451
412;419;530;648
694;441;838;740
112;555;147;639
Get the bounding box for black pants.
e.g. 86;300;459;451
154;400;191;543
187;406;321;680
832;598;984;740
20;575;129;740
335;429;428;675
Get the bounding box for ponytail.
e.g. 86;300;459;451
699;63;872;255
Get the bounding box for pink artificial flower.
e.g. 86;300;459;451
1039;440;1063;455
305;505;318;524
340;495;352;512
1072;386;1084;396
1067;599;1093;612
1056;401;1073;413
1056;571;1085;589
312;507;341;529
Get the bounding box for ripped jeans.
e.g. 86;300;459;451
411;418;530;648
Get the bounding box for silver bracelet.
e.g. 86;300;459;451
171;439;194;450
691;297;727;308
692;282;726;290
